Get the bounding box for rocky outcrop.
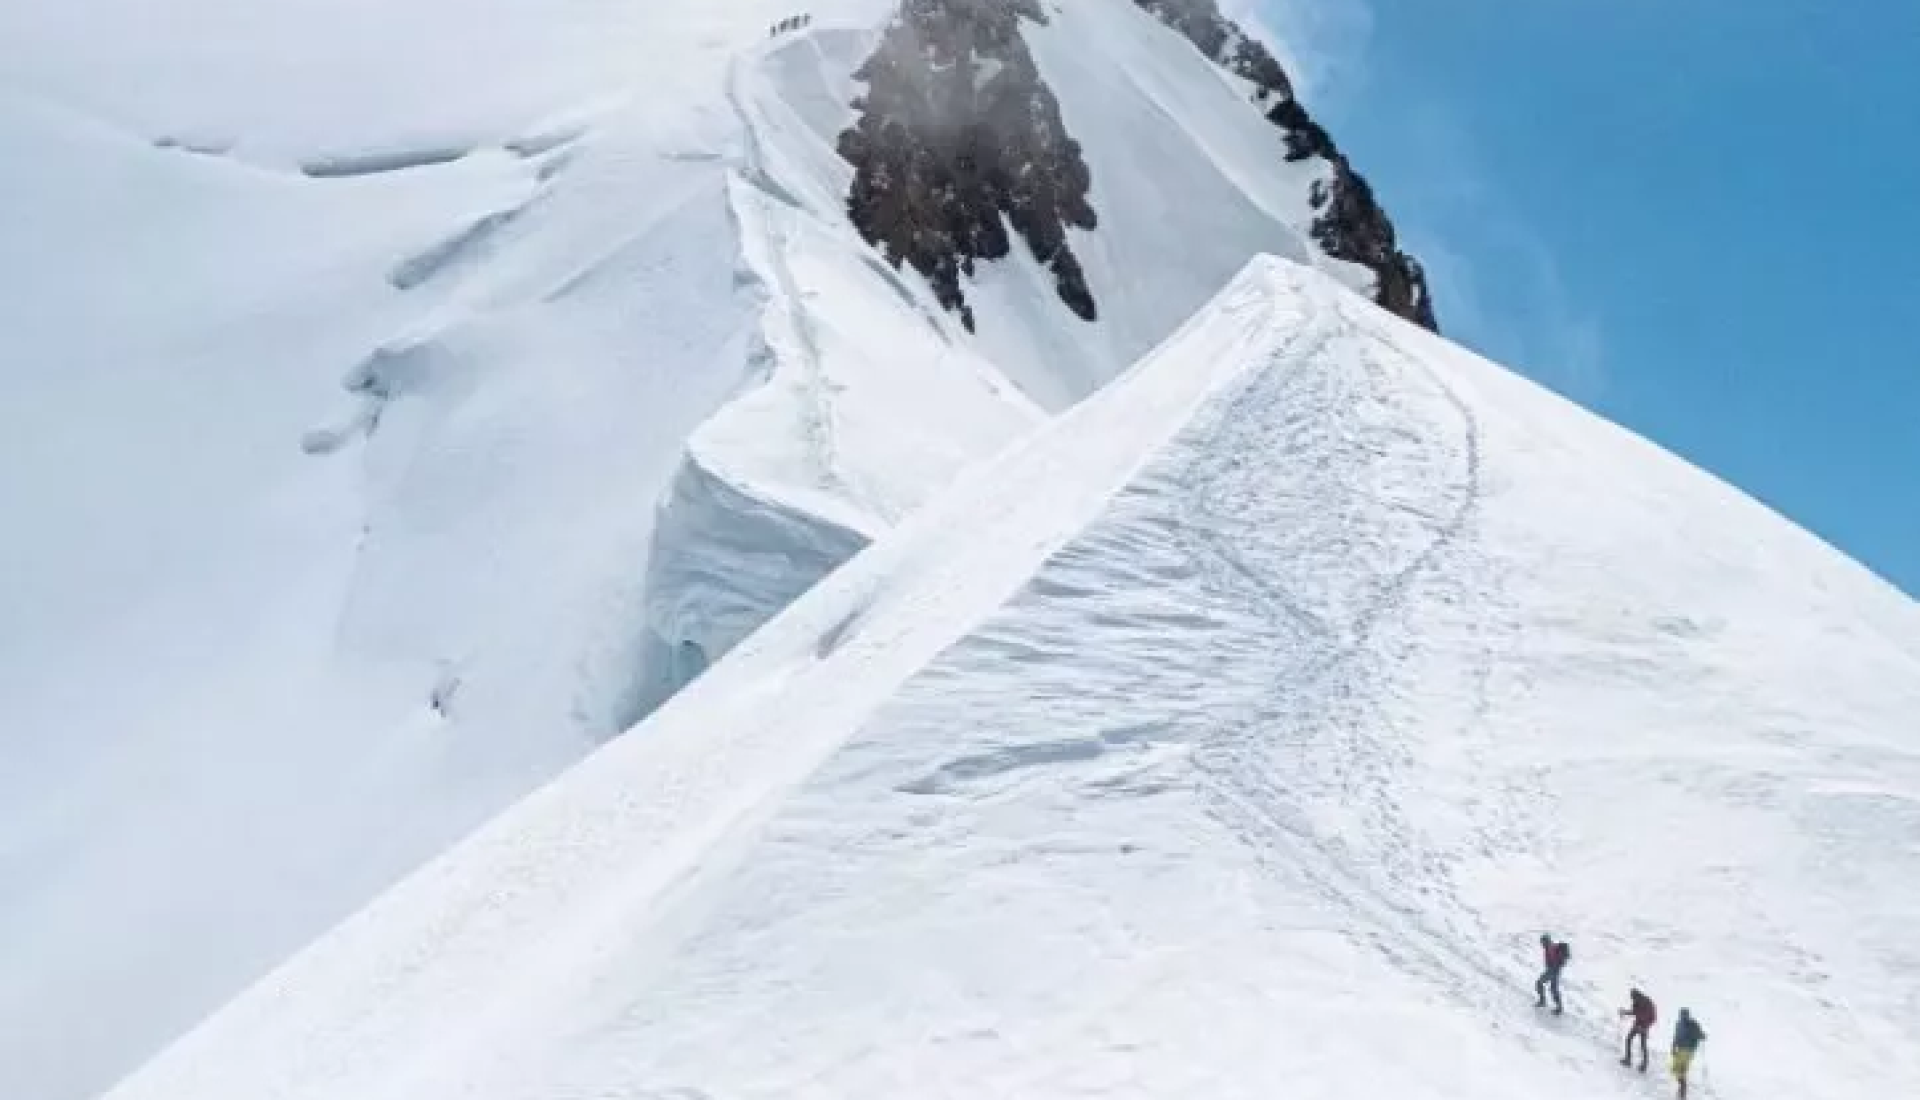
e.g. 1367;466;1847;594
838;0;1099;332
1133;0;1437;330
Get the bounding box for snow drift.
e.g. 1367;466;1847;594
104;259;1920;1100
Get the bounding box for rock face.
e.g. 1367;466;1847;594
839;0;1433;335
839;0;1099;332
1133;0;1436;329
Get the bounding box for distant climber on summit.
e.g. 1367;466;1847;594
1671;1008;1707;1098
1534;933;1570;1013
1618;987;1657;1071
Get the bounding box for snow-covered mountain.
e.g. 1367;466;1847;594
5;2;1916;1100
102;258;1920;1100
1;1;1434;1095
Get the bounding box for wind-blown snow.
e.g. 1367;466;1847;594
103;259;1920;1100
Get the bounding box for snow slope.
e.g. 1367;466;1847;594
2;5;1443;1091
961;0;1328;405
0;3;1031;1096
637;27;1043;707
104;259;1920;1100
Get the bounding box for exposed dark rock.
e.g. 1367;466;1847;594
1133;0;1436;330
838;0;1099;331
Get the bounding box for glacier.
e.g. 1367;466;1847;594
3;2;1916;1099
103;258;1920;1100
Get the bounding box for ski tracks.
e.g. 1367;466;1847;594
1168;290;1604;1071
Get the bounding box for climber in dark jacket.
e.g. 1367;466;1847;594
1619;987;1657;1070
1671;1009;1707;1098
1534;934;1570;1013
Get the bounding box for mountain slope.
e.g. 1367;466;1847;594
104;259;1920;1100
1133;0;1434;327
0;4;945;1096
3;8;1439;1093
836;0;1433;406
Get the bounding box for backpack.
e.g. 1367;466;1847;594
1552;941;1571;968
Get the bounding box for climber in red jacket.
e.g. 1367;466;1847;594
1534;934;1570;1013
1619;987;1658;1071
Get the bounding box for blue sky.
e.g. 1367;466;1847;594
1259;1;1919;596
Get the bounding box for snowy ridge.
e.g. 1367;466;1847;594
0;5;940;1094
638;26;1041;698
1;6;1032;1090
13;4;1917;1100
106;257;1920;1100
103;255;1318;1100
